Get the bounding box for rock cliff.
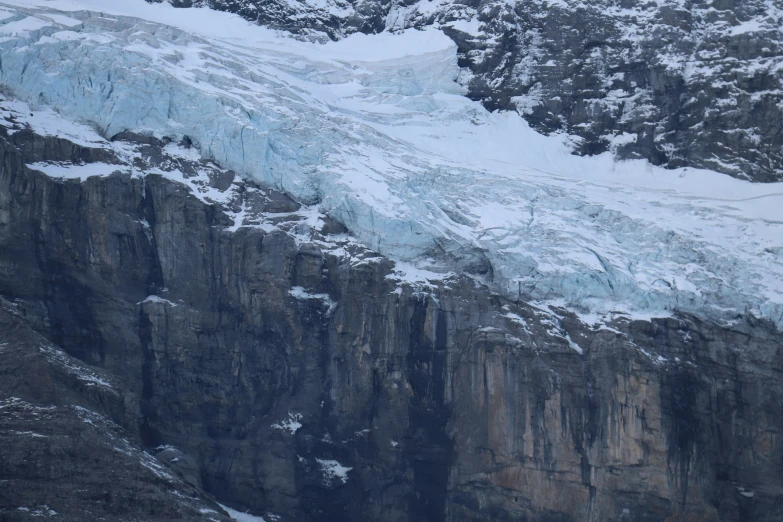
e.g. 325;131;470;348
1;99;781;521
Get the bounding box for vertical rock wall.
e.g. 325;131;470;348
1;128;781;521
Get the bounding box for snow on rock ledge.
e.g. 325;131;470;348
0;1;781;328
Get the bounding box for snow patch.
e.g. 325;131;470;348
137;295;178;307
163;142;202;162
0;98;109;147
315;458;352;484
564;333;583;355
11;430;48;438
218;503;267;522
271;412;302;434
386;262;454;289
26;161;123;181
289;286;338;315
289;286;333;305
15;505;57;517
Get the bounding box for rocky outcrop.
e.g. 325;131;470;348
150;0;783;182
0;301;233;522
0;103;781;521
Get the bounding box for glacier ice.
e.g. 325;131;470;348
0;0;781;328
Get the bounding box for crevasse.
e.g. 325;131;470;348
1;0;781;328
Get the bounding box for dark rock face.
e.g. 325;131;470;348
0;302;232;522
1;104;782;521
149;0;783;182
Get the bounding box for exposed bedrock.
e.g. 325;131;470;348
0;118;781;521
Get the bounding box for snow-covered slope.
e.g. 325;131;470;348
149;0;783;183
0;0;781;328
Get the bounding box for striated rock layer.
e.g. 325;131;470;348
1;101;781;521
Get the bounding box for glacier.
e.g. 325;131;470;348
0;0;782;328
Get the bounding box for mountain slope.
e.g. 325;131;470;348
0;95;781;522
0;1;781;521
0;0;781;330
151;0;783;182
